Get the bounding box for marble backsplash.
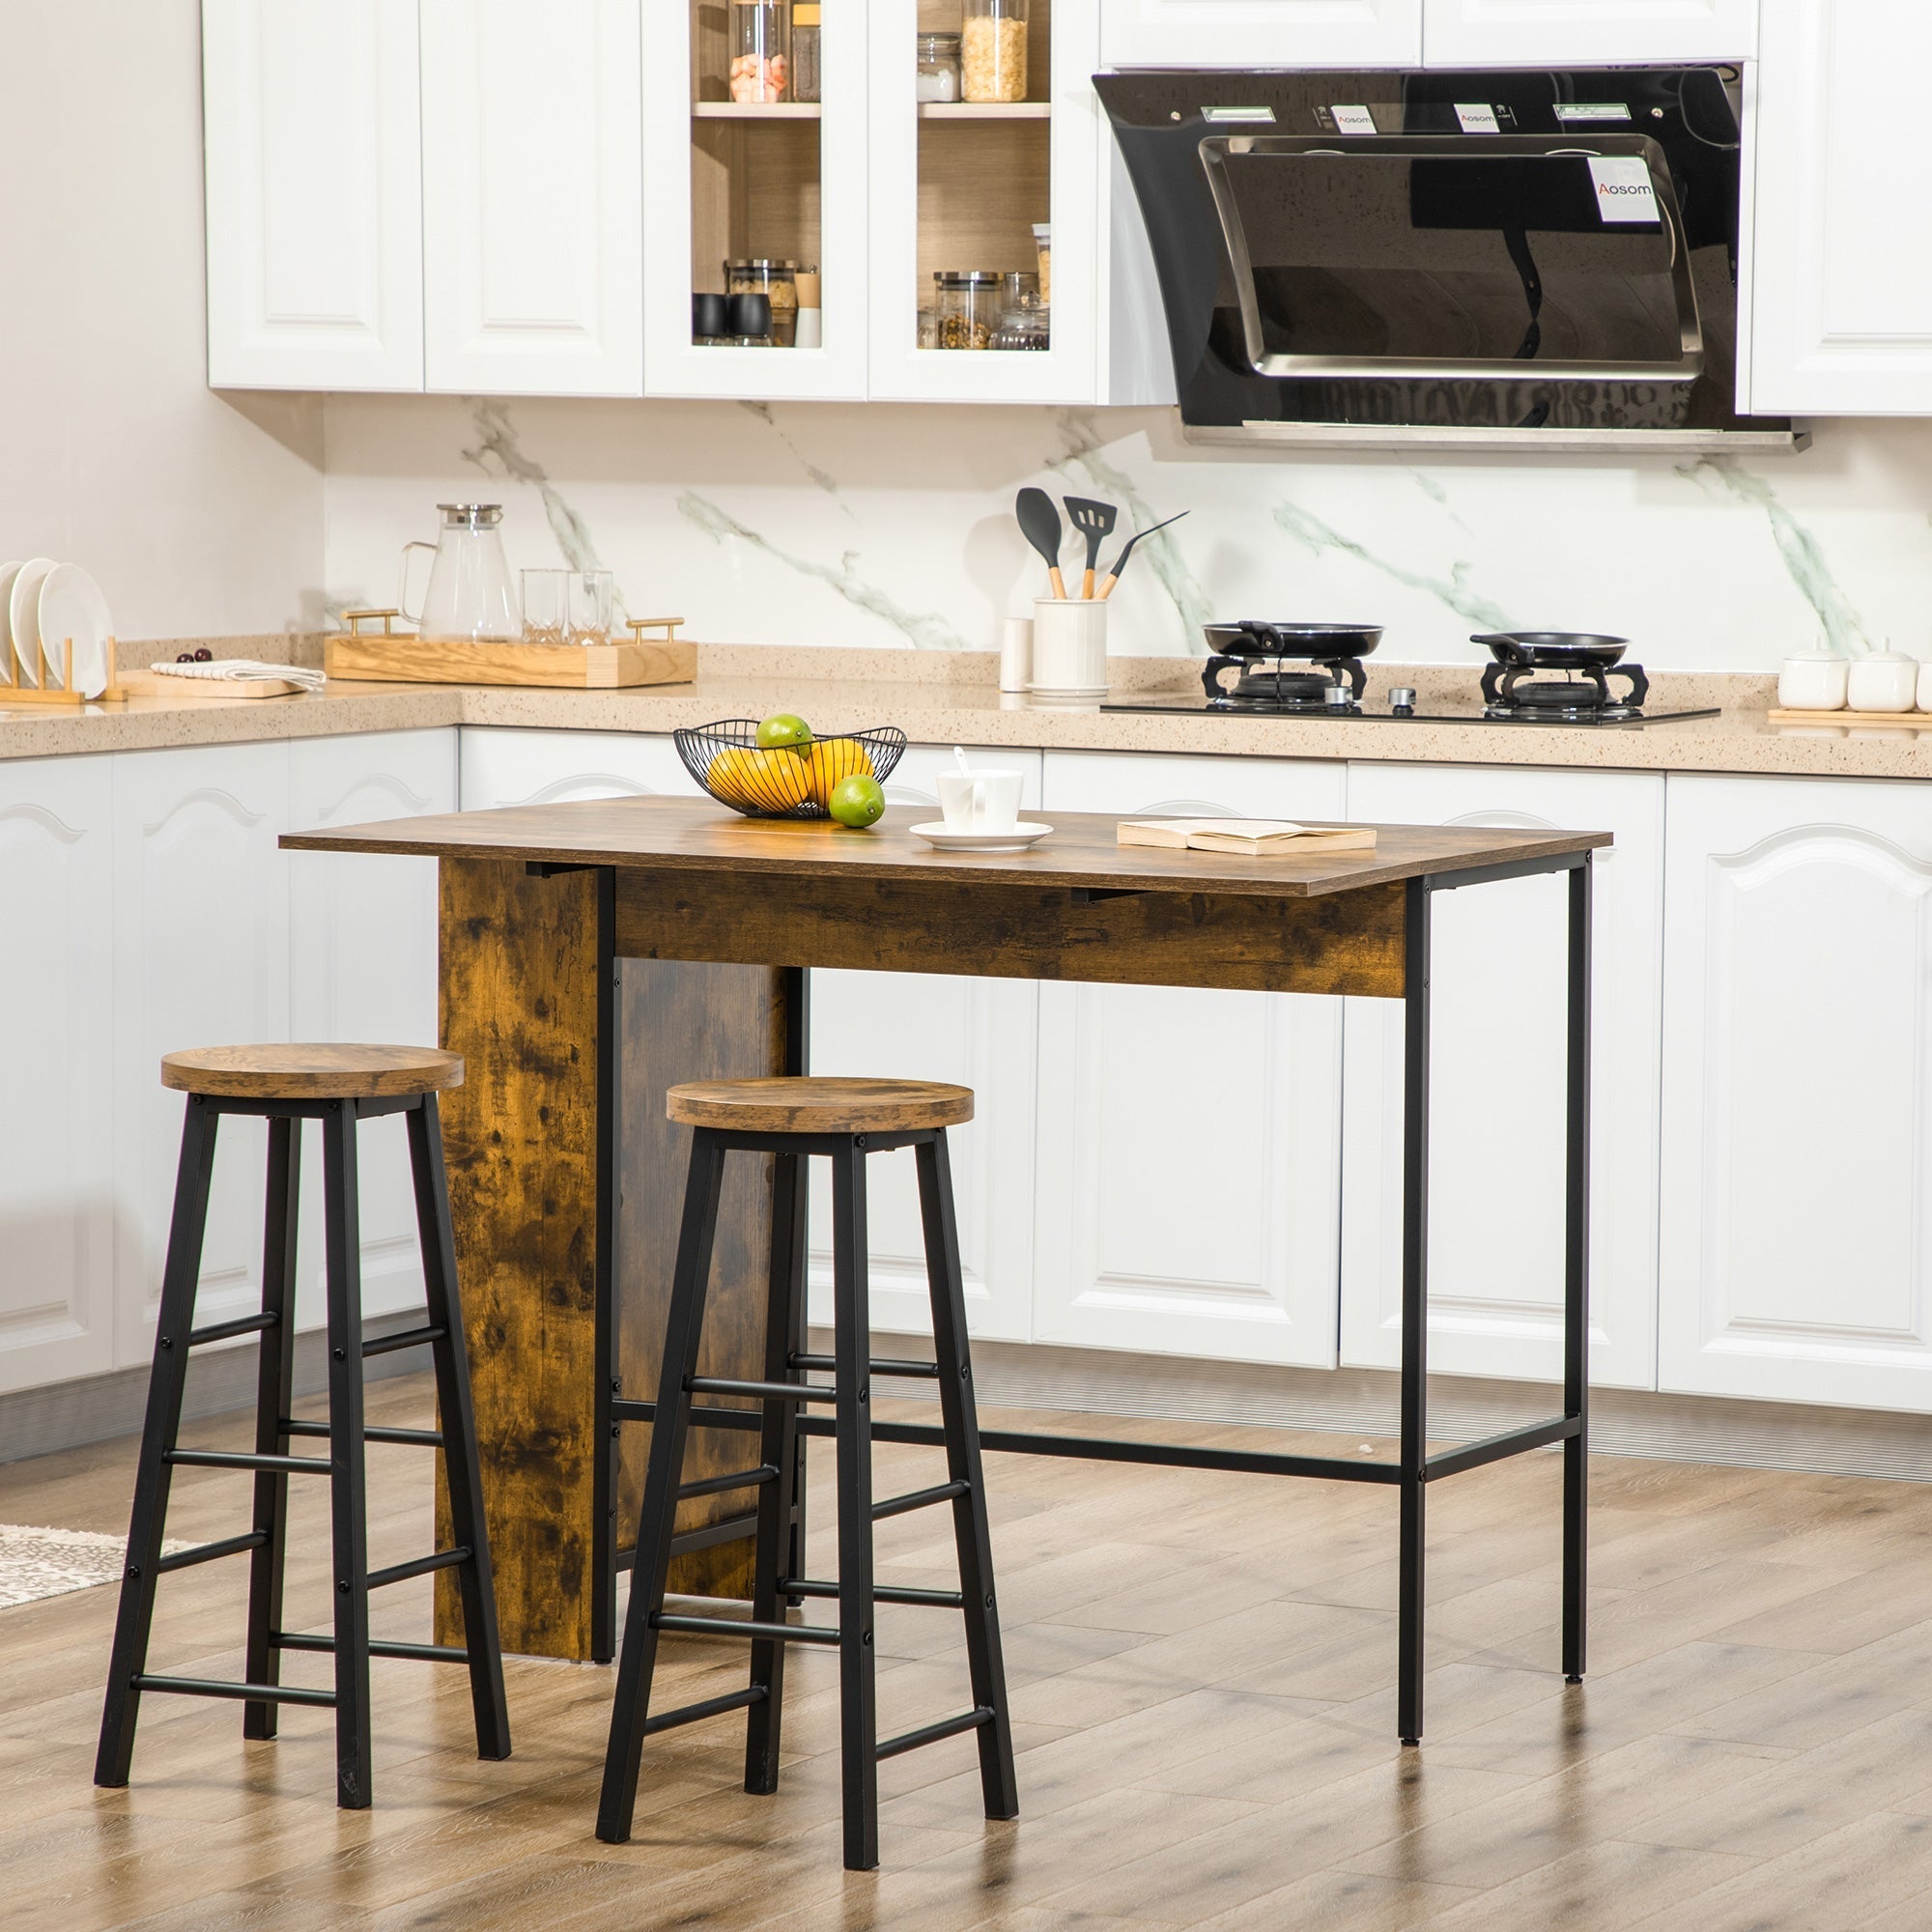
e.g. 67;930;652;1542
320;396;1932;674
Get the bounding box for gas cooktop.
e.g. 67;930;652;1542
1099;692;1720;728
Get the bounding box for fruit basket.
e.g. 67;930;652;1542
674;719;907;819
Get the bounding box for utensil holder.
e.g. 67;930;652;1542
1031;599;1108;695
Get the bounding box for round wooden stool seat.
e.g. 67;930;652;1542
160;1043;465;1101
666;1076;974;1135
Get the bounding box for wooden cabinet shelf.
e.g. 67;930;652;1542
918;101;1052;120
692;101;823;119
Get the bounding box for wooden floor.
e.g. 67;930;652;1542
10;1378;1932;1931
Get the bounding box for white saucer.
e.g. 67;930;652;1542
910;820;1052;853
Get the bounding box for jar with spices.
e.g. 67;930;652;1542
729;0;790;102
726;259;798;346
916;32;961;103
962;0;1027;103
933;270;1005;350
791;0;820;102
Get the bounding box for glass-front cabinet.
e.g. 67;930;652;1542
641;0;871;396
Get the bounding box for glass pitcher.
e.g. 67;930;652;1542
400;504;522;642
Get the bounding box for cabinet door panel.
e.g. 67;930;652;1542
0;759;115;1393
112;746;293;1368
1032;752;1345;1367
806;749;1041;1343
457;728;691;810
1660;776;1932;1409
1747;2;1932;413
1423;0;1754;66
421;0;644;394
1341;764;1663;1389
290;731;457;1327
1101;0;1421;70
203;0;423;389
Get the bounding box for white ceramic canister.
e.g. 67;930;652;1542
1031;598;1108;695
1916;659;1932;714
1846;643;1919;714
998;615;1034;693
1776;650;1849;711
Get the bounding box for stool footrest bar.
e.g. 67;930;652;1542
676;1464;779;1501
790;1352;940;1379
611;1399;762;1432
187;1312;277;1348
641;1686;769;1737
163;1449;330;1474
876;1707;994;1761
652;1612;839;1646
782;1577;966;1609
131;1674;335;1708
686;1376;834;1405
367;1547;470;1590
272;1633;470;1664
155;1530;269;1574
361;1323;445;1359
873;1480;968;1522
282;1419;445;1448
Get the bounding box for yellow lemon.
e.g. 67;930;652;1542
709;746;809;810
805;736;871;806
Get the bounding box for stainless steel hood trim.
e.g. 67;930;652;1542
1182;422;1812;455
1199;131;1705;385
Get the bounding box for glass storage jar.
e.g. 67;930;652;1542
990;304;1050;351
962;0;1027;102
933;270;1006;350
726;259;798;345
729;0;791;102
791;0;820;101
916;32;961;103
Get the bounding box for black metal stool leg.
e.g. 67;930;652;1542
745;1149;806;1796
831;1137;879;1873
96;1097;220;1788
1397;876;1432;1748
597;1128;728;1844
409;1095;512;1762
915;1131;1018;1823
322;1102;373;1809
243;1116;301;1741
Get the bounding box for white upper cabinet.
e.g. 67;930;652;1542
1101;0;1422;70
1423;0;1755;66
1341;764;1664;1390
202;0;423;389
1660;775;1932;1413
419;0;644;395
1745;0;1932;414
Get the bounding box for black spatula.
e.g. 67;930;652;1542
1016;487;1068;600
1065;497;1119;599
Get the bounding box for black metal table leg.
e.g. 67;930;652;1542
1563;856;1593;1685
243;1115;301;1741
96;1096;220;1788
1398;877;1432;1748
322;1102;373;1809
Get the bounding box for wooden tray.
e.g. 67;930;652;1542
119;668;306;700
1768;708;1932;727
325;621;695;691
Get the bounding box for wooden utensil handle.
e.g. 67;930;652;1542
1081;568;1096;599
1048;566;1068;600
1096;573;1120;601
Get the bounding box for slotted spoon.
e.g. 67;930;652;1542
1065;497;1119;599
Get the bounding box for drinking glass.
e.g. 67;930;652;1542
522;568;567;645
567;570;615;646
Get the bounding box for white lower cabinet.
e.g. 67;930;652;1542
0;757;116;1394
1340;764;1664;1390
1032;752;1347;1368
288;731;457;1327
1659;775;1932;1411
458;726;690;809
805;748;1041;1344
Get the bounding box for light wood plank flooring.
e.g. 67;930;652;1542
8;1375;1932;1929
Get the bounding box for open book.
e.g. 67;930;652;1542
1117;818;1378;857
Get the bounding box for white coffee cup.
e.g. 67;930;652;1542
1776;651;1848;711
937;769;1023;834
1847;645;1918;714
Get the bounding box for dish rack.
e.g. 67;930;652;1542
0;633;123;706
675;719;906;818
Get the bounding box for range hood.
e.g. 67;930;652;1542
1094;67;1804;453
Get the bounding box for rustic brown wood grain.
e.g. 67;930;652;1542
667;1075;975;1133
159;1042;463;1098
615;869;1409;1000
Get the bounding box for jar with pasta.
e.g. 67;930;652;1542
726;259;798;346
962;0;1027;103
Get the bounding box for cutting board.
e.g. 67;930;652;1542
324;633;695;690
1767;707;1932;727
119;669;307;700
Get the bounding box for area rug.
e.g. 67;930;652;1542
0;1523;169;1608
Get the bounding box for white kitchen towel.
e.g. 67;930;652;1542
147;658;325;691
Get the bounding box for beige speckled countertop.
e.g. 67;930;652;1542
5;642;1930;781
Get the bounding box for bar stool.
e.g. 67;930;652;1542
596;1075;1017;1872
95;1044;511;1810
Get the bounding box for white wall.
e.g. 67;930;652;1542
0;3;323;642
322;394;1932;672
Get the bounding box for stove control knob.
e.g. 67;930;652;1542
1323;684;1353;709
1389;686;1417;715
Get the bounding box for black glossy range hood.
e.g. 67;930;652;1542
1094;67;1804;451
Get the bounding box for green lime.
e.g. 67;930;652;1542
755;711;813;750
827;774;885;828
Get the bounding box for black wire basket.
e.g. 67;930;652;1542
673;719;908;819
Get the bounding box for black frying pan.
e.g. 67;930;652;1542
1473;632;1629;668
1205;621;1384;661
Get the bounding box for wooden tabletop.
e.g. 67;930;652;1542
281;797;1610;900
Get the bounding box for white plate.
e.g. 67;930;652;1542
9;558;57;687
909;820;1053;853
0;561;26;684
37;564;114;699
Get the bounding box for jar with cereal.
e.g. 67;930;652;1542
962;0;1027;103
933;270;1004;350
729;0;791;102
